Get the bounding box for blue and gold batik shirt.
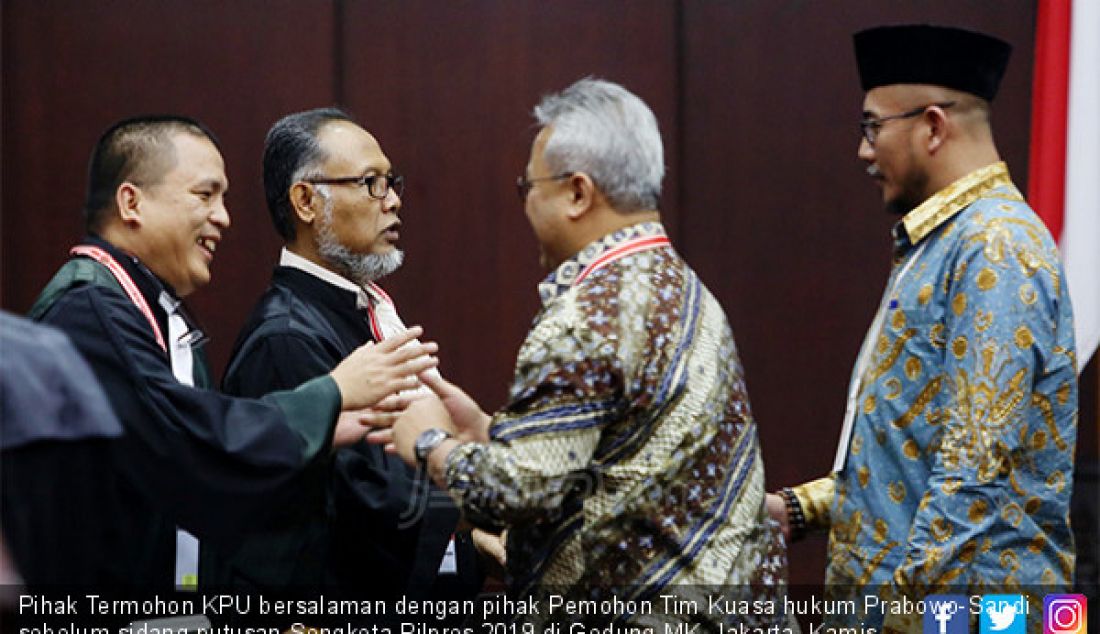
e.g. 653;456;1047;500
797;163;1077;626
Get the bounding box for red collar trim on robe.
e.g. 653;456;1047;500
70;245;167;352
362;282;395;342
365;306;383;343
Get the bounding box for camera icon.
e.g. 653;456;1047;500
1044;595;1086;634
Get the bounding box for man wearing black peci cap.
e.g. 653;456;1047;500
768;24;1078;631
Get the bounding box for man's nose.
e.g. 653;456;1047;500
383;186;401;214
858;136;874;162
211;200;231;229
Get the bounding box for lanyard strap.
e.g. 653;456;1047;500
70;245;167;353
573;235;671;286
831;241;928;473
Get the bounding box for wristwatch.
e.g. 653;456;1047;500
414;428;453;467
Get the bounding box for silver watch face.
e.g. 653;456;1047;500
415;428;450;464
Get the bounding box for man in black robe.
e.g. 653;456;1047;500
213;108;481;599
27;116;438;589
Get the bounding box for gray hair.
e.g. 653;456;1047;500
533;78;664;212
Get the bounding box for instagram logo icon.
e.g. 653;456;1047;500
1044;595;1087;634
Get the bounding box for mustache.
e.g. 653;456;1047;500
866;164;881;178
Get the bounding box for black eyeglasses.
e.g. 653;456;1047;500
860;101;955;146
305;173;404;199
515;172;573;202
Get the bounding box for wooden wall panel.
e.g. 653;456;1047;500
339;0;680;408
1;0;337;376
681;0;1037;582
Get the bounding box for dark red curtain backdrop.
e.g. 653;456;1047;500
3;1;1094;585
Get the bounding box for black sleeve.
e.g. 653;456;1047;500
223;329;337;398
38;285;340;543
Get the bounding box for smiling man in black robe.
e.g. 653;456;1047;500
27;115;437;590
212;108;481;599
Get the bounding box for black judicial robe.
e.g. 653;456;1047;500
214;266;481;598
1;311;123;586
27;237;341;588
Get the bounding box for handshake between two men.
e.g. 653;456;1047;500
333;326;510;571
326;325;440;448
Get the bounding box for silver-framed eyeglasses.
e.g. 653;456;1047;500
860;101;955;146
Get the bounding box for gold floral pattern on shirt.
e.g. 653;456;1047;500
814;164;1077;632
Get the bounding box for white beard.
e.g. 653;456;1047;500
315;194;404;285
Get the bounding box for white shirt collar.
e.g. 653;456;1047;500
280;248;361;293
279;248;391;309
279;248;436;392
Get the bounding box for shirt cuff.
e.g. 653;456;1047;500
790;475;835;532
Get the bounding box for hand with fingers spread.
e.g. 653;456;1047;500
329;326;438;410
356;392;412;429
332;409;371;448
332;394;412;448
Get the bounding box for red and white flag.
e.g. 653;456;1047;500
1029;0;1100;372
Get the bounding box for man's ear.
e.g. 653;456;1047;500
924;105;950;154
565;172;597;220
115;182;142;226
290;182;319;224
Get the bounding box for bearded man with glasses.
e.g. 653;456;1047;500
768;25;1078;632
210;108;483;602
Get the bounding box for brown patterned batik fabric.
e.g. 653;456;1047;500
443;222;787;622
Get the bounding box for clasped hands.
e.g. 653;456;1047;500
329;325;439;448
363;370;492;465
360;370;503;571
332;331;503;569
327;325;489;463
